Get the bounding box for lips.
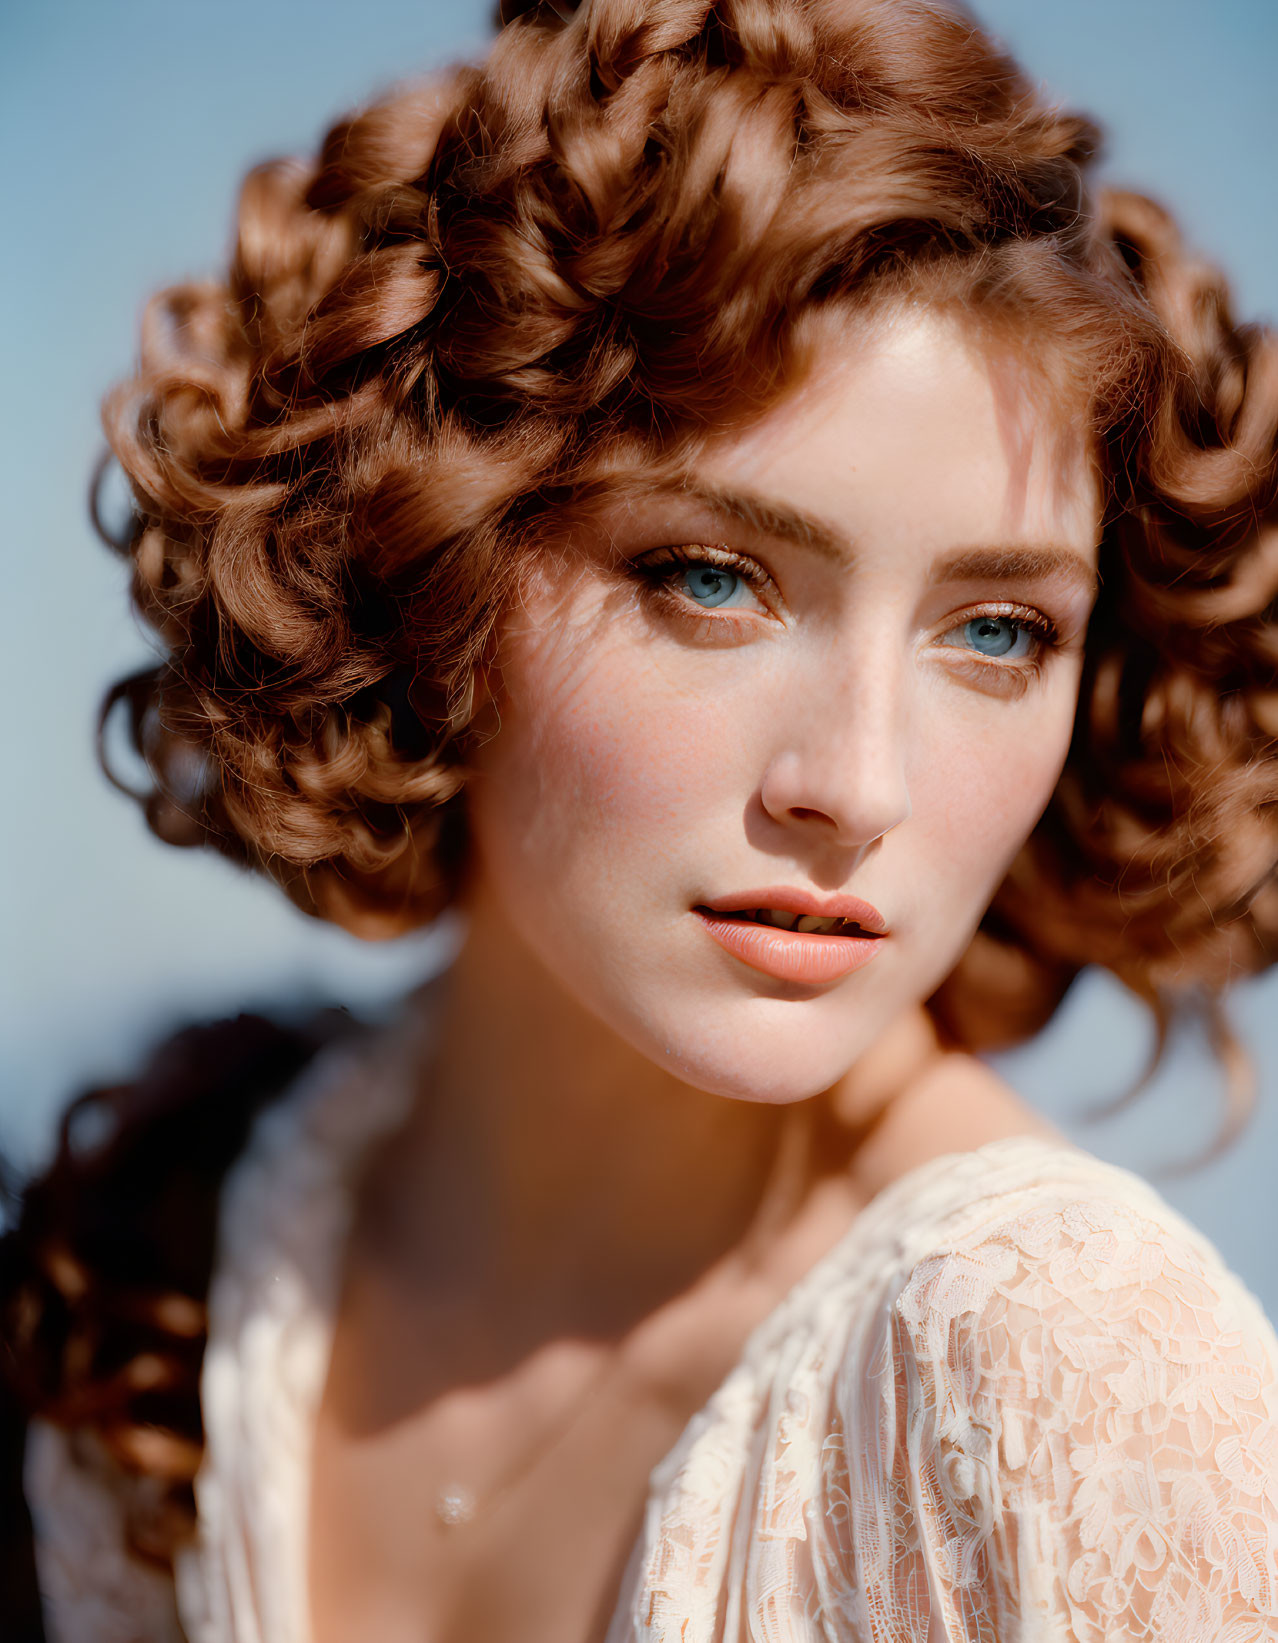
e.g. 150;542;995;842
693;888;888;985
708;907;869;936
696;888;889;935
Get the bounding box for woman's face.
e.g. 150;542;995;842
464;310;1100;1102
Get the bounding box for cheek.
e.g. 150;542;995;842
469;619;742;906
911;683;1078;908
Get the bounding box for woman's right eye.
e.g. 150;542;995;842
628;546;773;621
676;563;752;608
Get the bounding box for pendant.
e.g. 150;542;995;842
435;1483;478;1527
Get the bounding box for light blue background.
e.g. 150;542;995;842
2;2;1275;1311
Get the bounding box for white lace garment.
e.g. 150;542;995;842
25;1037;1278;1641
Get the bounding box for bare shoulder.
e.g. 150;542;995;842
837;1031;1062;1209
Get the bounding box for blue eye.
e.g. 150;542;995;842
960;616;1027;658
630;546;772;621
680;564;743;607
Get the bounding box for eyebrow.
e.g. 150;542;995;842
631;480;1099;600
930;547;1099;599
668;481;848;559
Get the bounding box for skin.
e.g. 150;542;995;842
308;309;1101;1642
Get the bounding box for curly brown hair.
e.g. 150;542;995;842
7;0;1277;1580
99;0;1277;1050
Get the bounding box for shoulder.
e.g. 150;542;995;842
875;1136;1278;1471
886;1136;1278;1377
9;1011;370;1643
182;1028;424;1643
24;1420;186;1643
845;1136;1278;1635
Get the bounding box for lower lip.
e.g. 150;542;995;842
693;910;887;985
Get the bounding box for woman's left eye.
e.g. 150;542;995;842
940;614;1039;661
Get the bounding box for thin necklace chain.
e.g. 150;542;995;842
433;1342;621;1528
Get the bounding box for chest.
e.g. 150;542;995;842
193;1055;988;1643
305;1257;772;1643
303;1123;883;1642
307;1375;670;1643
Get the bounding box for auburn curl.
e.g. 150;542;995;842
101;0;1278;1062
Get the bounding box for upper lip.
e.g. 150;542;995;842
695;887;889;935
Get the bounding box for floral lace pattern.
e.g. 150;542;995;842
26;1041;1278;1643
606;1145;1278;1642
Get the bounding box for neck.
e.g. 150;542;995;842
376;881;944;1333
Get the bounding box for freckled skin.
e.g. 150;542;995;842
465;311;1100;1104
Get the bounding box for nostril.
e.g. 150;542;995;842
760;749;909;848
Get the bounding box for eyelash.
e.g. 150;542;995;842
941;604;1061;668
626;544;778;638
627;544;1065;682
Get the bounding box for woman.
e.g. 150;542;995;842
6;0;1278;1637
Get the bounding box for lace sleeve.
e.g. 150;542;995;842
859;1188;1278;1641
24;1419;187;1643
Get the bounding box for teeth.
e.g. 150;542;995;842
752;909;847;933
712;907;862;934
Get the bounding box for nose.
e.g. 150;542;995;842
757;669;912;854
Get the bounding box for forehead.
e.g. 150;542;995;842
711;307;1094;534
578;307;1100;582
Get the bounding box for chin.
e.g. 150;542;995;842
617;992;878;1106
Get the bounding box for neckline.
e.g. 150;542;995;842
191;1025;1082;1643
